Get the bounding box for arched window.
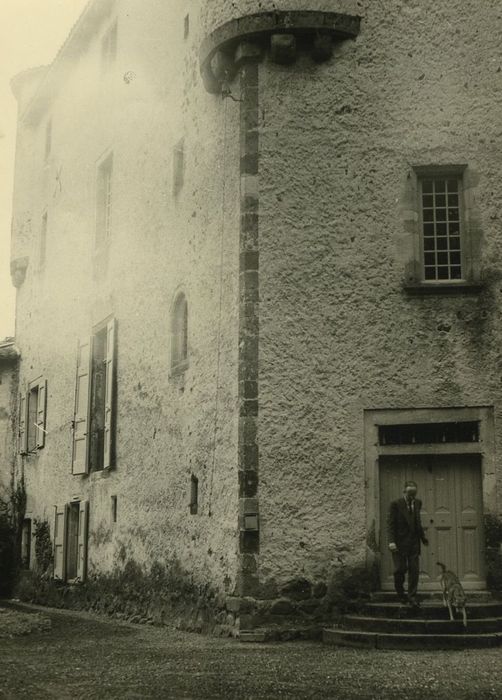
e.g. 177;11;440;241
171;292;188;373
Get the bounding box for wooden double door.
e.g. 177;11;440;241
379;454;485;590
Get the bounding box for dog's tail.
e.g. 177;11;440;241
436;561;447;572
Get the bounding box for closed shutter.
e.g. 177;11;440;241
103;318;116;469
19;392;27;455
36;379;47;449
76;500;89;582
72;338;92;475
53;504;67;581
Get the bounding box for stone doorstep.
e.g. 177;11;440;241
363;601;502;619
239;625;323;643
323;628;502;650
342;614;502;635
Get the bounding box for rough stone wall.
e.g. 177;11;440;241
0;363;17;494
257;0;502;597
11;0;241;602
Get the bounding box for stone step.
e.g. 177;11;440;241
342;615;502;635
371;590;496;603
323;628;502;650
362;601;502;619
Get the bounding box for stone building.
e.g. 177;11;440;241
0;339;19;494
8;0;502;635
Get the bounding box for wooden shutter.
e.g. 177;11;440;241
36;379;47;449
72;338;92;475
53;504;67;581
76;500;89;582
19;392;27;455
103;318;116;470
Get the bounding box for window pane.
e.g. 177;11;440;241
448;193;458;206
437;237;448;250
435;208;447;222
437;267;449;279
424;267;436;280
424;252;435;265
448;209;459;220
424;223;435;236
447;178;458;192
422;195;434;207
451;266;462;279
450;251;461;265
423;209;434;222
436;222;447;235
435;194;446;207
422;179;433;193
450;236;461;249
437;252;448;265
424;238;435;251
435;179;446;192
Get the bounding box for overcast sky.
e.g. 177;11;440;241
0;0;89;339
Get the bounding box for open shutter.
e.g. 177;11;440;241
36;379;47;448
76;500;89;582
103;318;116;469
72;338;92;475
53;504;67;581
19;392;27;455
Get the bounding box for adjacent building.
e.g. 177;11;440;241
8;0;502;632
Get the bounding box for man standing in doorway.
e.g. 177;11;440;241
387;480;428;607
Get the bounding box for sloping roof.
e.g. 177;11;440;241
0;338;20;363
16;0;116;124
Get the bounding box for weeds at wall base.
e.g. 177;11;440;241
14;559;232;635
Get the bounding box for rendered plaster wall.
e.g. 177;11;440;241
0;364;17;493
12;0;241;597
256;0;502;592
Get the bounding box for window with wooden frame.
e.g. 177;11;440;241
19;378;47;455
171;293;188;374
96;153;113;246
72;318;116;475
53;500;89;583
404;165;482;292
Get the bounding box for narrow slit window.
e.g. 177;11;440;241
111;495;117;523
171;293;188;373
40;211;48;267
173;139;185;195
190;475;198;515
96;153;113;245
101;22;118;70
420;175;463;282
379;421;479;446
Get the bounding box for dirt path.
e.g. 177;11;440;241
0;602;501;699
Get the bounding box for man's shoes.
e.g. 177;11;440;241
408;596;421;609
397;594;409;605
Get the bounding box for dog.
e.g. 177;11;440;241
437;562;467;627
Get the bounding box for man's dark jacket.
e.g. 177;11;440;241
387;497;427;554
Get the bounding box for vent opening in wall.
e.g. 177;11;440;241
184;14;189;39
190;475;198;515
378;421;479;446
111;495;117;522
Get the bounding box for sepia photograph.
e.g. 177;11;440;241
1;1;502;698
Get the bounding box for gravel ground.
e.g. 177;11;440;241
0;602;501;699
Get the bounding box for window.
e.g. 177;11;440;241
171;293;188;373
96;153;113;245
111;495;117;522
379;421;479;446
101;22;117;70
72;318;116;474
173;139;185;195
190;475;198;515
420;174;463;281
184;14;190;39
44;120;52;161
40;211;48;267
404;165;481;291
19;378;47;454
53;501;89;582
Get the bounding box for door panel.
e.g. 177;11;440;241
379;454;484;590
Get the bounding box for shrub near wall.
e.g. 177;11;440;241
15;558;235;636
0;482;26;596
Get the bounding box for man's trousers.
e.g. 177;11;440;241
392;549;420;598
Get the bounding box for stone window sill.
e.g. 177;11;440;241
403;281;484;296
